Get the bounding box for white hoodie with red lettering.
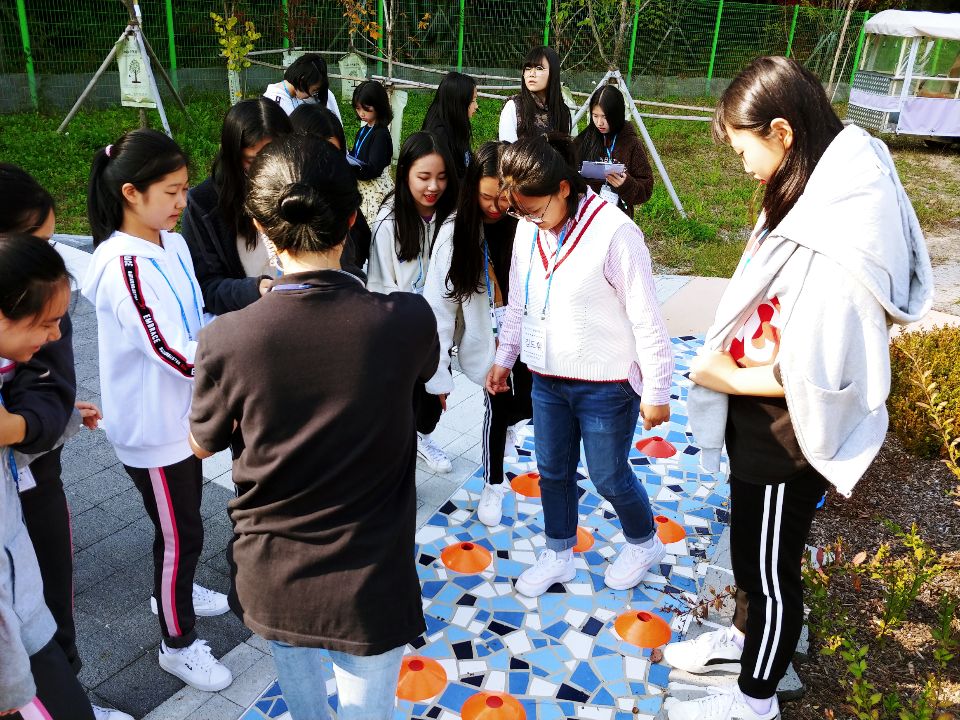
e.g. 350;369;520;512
81;230;206;468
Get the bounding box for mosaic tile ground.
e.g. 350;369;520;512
241;336;731;720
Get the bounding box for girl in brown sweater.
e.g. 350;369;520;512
575;85;654;217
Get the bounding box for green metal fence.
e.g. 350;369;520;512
0;0;871;113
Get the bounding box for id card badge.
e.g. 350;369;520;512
413;285;425;296
520;315;547;369
599;183;619;206
493;305;508;333
17;464;37;493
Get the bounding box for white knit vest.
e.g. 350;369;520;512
515;191;637;381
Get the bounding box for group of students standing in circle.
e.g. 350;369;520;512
1;47;930;720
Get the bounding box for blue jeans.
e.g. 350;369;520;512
532;375;656;551
270;641;404;720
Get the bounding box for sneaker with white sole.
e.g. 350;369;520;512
665;685;780;720
92;705;134;720
515;549;576;597
158;639;233;692
417;433;452;473
504;425;521;459
604;537;666;590
477;482;511;526
150;583;229;617
662;625;743;674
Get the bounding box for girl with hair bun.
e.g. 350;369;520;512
574;84;654;215
189;134;438;720
487;132;673;599
662;56;932;720
82;129;233;693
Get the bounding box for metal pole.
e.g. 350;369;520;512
164;0;178;90
627;0;641;84
376;0;384;75
706;0;724;95
457;0;465;72
282;0;289;49
848;11;869;87
543;0;553;46
785;5;799;58
15;0;37;110
57;30;128;133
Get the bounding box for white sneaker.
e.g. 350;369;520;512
477;482;511;526
92;706;134;720
665;685;780;720
150;583;230;617
515;549;576;597
158;639;233;692
604;537;666;590
662;625;743;674
418;433;452;473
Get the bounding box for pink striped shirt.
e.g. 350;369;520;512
495;194;674;405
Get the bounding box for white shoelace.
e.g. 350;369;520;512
526;550;568;580
610;541;654;574
480;483;508;508
177;640;218;672
418;436;448;464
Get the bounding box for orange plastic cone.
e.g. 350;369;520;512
614;610;672;648
440;541;492;574
510;471;541;498
462;691;527;720
574;526;595;552
634;436;677;458
396;656;447;702
654;515;686;544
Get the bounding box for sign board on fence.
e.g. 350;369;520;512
389;89;408;161
118;35;156;108
338;53;367;102
282;50;304;68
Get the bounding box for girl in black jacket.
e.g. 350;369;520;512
181;99;292;315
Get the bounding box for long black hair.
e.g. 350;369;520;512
422;72;476;171
516;46;570;137
245;135;360;256
500;132;586;221
0;164;55;235
352;80;393;126
713;56;843;233
446;141;513;303
388;131;459;262
575;84;627;163
212;98;292;249
284;52;330;99
290;104;347;152
87;129;189;246
0;232;71;323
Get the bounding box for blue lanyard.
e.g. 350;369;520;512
148;255;203;342
483;240;499;338
523;220;572;320
412;255;425;292
0;396;19;492
605;134;618;162
741;228;770;270
352;125;373;158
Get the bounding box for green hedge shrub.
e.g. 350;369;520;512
888;325;960;459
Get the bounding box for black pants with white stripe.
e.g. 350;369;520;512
124;455;204;649
482;361;533;485
729;470;828;699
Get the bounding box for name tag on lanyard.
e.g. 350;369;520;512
17;464;37;493
521;314;547;369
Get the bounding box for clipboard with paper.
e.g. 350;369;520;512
579;161;625;180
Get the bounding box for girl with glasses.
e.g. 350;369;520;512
499;46;572;143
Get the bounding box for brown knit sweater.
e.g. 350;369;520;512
578;122;654;216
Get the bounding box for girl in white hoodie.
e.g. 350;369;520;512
368;131;459;473
662;57;932;720
82;130;233;694
424;141;531;526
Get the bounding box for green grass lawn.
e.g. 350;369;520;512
1;90;955;278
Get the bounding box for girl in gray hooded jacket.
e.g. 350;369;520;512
661;57;932;720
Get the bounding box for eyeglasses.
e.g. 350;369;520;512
523;65;547;75
506;194;553;224
309;89;325;103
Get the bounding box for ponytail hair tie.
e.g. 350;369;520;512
105;144;113;158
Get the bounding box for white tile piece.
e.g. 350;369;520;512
564;609;588;628
562;629;593;659
625;655;649;680
485;670;507;692
528;678;559;697
503;629;532;655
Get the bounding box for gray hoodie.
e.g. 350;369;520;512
0;437;56;710
688;125;933;497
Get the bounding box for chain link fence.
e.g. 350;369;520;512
0;0;872;113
